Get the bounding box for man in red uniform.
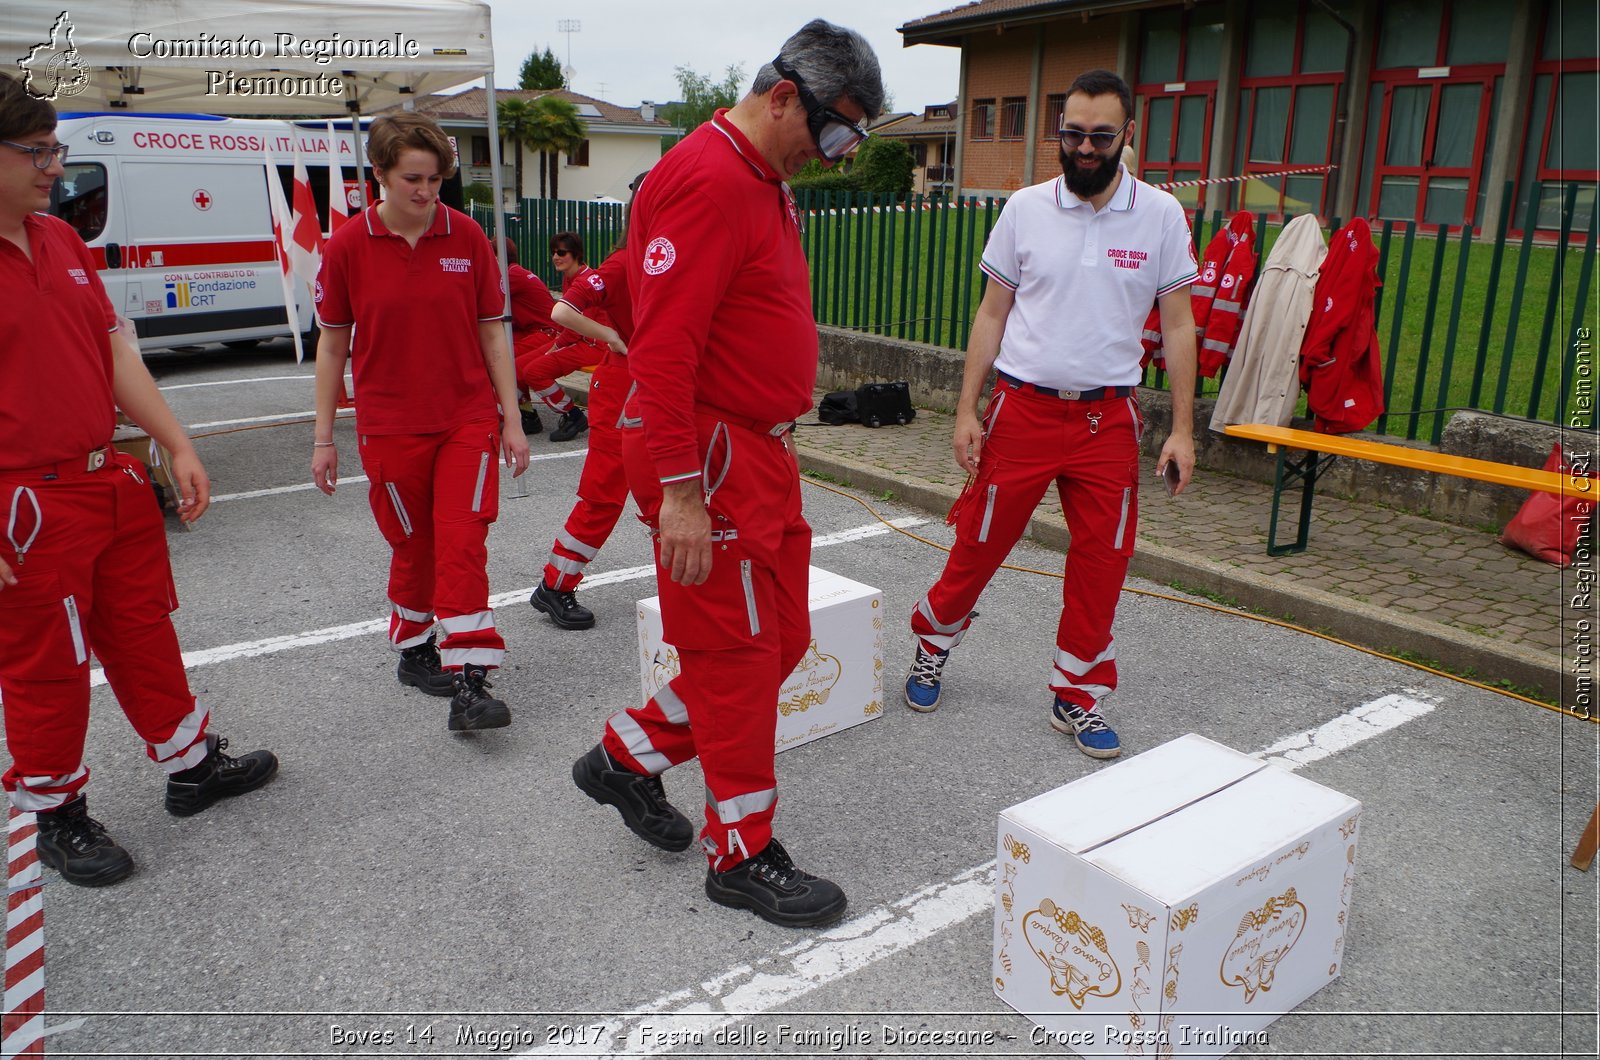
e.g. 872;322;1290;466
499;236;559;436
570;20;882;928
0;74;277;887
529;240;632;630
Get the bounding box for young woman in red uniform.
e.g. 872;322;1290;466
0;74;277;887
310;112;530;732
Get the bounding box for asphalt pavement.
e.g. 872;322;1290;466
5;341;1595;1059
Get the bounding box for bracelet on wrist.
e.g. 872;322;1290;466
313;441;336;448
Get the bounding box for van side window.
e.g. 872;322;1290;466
51;163;109;243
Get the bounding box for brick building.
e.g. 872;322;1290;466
900;0;1595;237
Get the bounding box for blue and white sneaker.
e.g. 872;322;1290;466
904;644;949;713
1050;697;1122;759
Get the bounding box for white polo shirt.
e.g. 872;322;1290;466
979;166;1197;391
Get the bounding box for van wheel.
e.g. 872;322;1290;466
222;339;261;350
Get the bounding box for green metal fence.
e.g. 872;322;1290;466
468;200;624;288
794;183;1598;443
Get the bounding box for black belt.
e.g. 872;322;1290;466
997;372;1134;401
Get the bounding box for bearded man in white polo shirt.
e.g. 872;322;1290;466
904;69;1198;760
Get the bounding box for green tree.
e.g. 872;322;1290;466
496;97;535;201
525;95;588;199
849;136;914;195
518;47;566;90
659;63;744;148
788;157;853;193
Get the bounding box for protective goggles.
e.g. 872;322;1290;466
772;56;868;162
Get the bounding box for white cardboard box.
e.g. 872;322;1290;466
637;566;884;754
994;734;1362;1059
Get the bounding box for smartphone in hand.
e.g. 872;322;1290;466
1160;460;1181;496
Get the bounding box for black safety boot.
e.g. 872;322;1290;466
35;796;134;887
704;838;848;927
550;406;588;442
530;582;596;630
165;734;280;817
448;665;511;730
571;744;692;851
397;634;455;696
519;404;543;436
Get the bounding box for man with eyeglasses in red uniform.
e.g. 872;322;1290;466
904;69;1199;762
570;20;881;928
0;73;277;888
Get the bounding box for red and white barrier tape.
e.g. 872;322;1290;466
1153;165;1336;190
3;808;44;1060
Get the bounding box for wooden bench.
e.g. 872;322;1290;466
1222;423;1575;556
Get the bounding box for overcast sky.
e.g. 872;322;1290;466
483;1;962;114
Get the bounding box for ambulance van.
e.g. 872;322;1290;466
49;113;462;354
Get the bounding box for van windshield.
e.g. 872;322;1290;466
50;163;108;243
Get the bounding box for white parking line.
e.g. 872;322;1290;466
520;691;1440;1058
159;375;320;392
208;451;587;503
187;409;339;430
85;517;927;688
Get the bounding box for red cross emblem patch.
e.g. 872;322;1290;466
643;236;676;276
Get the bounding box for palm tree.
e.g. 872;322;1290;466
525;95;588;200
495;97;535;203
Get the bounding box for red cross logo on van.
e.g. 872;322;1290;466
192;189;212;211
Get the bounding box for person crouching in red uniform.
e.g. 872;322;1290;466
570;20;883;928
310;112;531;732
499;236;560;437
0;74;277;887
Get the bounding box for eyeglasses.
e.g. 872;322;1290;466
771;56;869;162
1059;119;1131;152
2;140;69;169
552;249;572;258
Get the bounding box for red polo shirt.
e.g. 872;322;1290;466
507;261;556;334
558;250;634;344
315;204;502;435
626;110;816;484
551;264;614;347
0;213;118;468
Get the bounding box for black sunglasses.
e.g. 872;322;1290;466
771;56;868;162
1059;119;1132;152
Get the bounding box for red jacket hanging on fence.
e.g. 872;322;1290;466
1298;217;1385;434
1141;210;1257;377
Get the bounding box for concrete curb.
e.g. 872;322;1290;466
795;446;1566;702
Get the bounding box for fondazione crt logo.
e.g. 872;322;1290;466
18;10;91;101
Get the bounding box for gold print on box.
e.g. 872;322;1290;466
1125;939;1154;1055
1170;904;1198;932
1002;834;1032;864
1023;899;1122;1008
777;641;841;717
1219;886;1308;1003
1122;903;1155;933
996;863;1020;984
647;647;681;695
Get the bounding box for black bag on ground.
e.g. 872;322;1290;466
818;390;859;424
855;381;915;427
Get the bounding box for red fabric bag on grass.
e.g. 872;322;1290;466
1498;443;1593;567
